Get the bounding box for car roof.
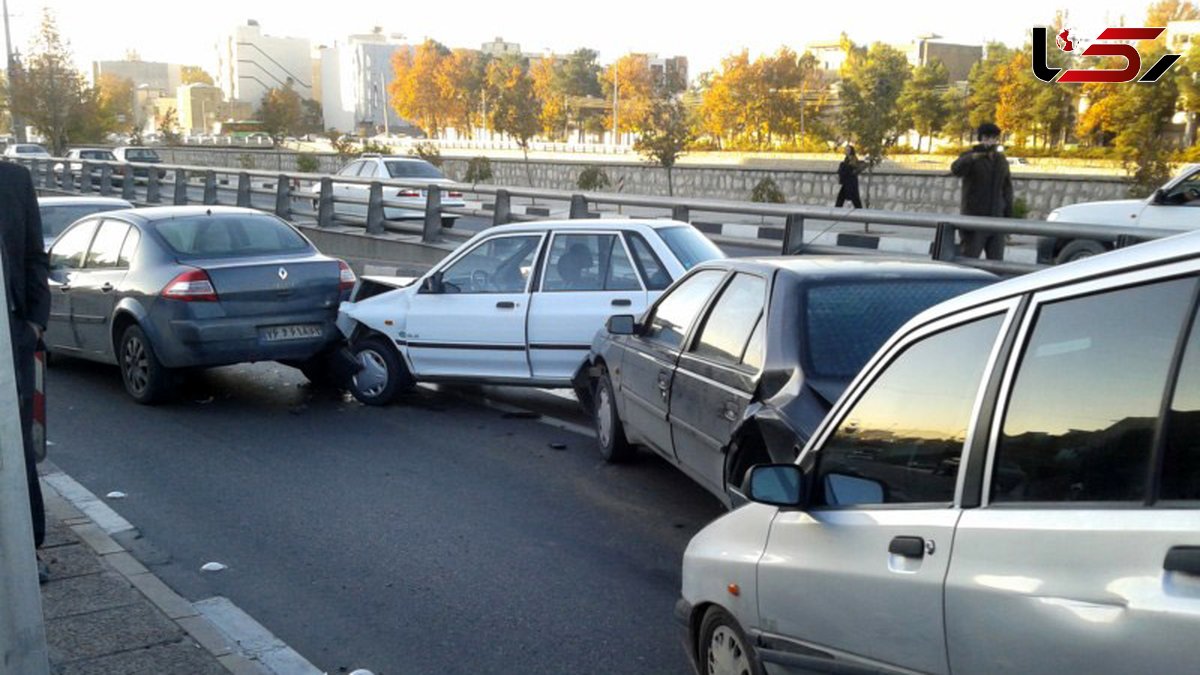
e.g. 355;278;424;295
101;205;272;224
690;256;997;283
480;218;693;235
363;156;432;163
38;196;133;208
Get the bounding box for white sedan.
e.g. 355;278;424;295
336;219;725;405
310;155;467;228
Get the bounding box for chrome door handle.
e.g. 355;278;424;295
611;298;632;307
722;403;738;422
496;301;516;309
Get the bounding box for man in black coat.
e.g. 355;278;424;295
835;145;863;208
950;123;1014;260
0;161;50;579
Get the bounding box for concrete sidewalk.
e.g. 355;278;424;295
39;478;264;675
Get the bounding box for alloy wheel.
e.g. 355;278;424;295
707;625;752;675
122;336;149;395
353;348;389;397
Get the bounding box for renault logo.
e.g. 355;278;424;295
278;267;289;281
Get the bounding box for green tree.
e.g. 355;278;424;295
256;84;303;145
995;52;1039;147
157;107;180;144
530;55;568;140
1147;0;1200;25
602;53;655;138
390;40;451;137
940;85;973;145
96;73;134;131
487;54;542;185
898;60;949;152
435;48;486;138
561;49;603;141
576;165;610;190
838;43;911;205
966;43;1014;130
181;66;214;86
1115;46;1181;195
1177;42;1200;144
9;9;89;154
634;93;693;196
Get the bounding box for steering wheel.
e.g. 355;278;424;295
470;269;491;292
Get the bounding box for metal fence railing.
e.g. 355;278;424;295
15;155;1179;277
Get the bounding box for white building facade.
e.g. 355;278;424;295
216;20;314;106
320;32;410;134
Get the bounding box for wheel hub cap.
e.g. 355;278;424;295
708;626;751;675
596;386;612;447
353;349;389;397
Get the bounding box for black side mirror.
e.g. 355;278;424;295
1153;188;1167;205
421;271;444;294
606;314;636;335
743;464;806;508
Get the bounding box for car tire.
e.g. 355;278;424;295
698;607;764;675
1055;239;1106;264
595;369;634;463
119;324;170;405
440;216;456;229
348;335;412;406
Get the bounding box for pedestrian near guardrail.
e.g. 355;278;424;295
835;145;863;209
951;123;1014;261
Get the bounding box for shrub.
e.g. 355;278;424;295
1012;196;1030;219
296;153;320;173
576;165;611;191
751;177;786;203
237;153;256;170
465;156;493;183
360;140;392;155
408;141;442;167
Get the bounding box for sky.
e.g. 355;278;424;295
1;0;1164;80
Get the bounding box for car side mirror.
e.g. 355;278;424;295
743;464;806;508
606;314;637;335
421;271;444;294
1153;188;1167;205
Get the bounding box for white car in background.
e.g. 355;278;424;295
4;143;52;159
311;155;467;228
1042;163;1200;263
336;219;725;405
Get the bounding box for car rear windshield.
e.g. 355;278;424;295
385;161;444;179
657;226;725;270
125;149;160;161
41;204;125;238
80;150;115;160
805;279;992;379
155;214;311;258
18;145;46;154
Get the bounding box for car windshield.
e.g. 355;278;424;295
125;149;160;161
18;146;46;154
385;161;445;179
155;214;311;258
804;279;992;379
80;150;115;160
40;204;126;239
657;226;725;269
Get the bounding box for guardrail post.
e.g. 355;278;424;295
99;165;114;196
38;161;51;189
236;172;251;207
79;161;93;193
366;182;385;235
173;169;189;205
146;168;160;203
932;222;958;261
27;159;39;187
317;177;334;228
121;169;135;201
203;170;218;205
493;189;511;227
274;174;291;219
782;214;805;255
569;194;588;219
60;166;73;193
423;184;442;242
671;205;689;223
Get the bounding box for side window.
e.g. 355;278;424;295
993;277;1196;503
816;314;1005;506
118;229;141;268
338;162;361;177
359;162;378;178
1163;307;1200;500
644;270;724;349
49;221;98;270
741;316;765;371
542;234;641;292
440;235;542;294
1164;170;1200;206
84;221;130;269
625;232;672;291
692;273;767;366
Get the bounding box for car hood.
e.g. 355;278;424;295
1050;199;1146;227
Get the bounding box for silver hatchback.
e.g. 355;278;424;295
678;230;1200;675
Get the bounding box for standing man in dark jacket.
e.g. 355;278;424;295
835;145;863;208
0;161;50;580
950;123;1014;260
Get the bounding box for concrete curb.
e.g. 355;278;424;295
39;463;322;675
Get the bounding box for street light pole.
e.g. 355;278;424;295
611;71;619;146
2;0;25;141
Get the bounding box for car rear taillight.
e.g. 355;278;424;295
162;268;218;302
338;260;357;292
447;191;463;198
397;189;421;198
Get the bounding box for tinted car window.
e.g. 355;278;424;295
385;161;444;179
118;228;140;268
625;232;672;291
542;234;641;292
155;215;311;258
40;204;125;239
441;235;541;294
1163;307;1200;501
742;316;765;371
80;150;115;160
816;314;1004;506
657;227;725;270
50;221;98;269
85;221;130;269
806;280;991;379
693;273;767;365
994;278;1196;503
124;149;160;161
645;270;724;349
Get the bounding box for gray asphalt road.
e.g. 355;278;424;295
46;359;723;674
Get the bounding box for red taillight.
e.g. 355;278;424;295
338;260;356;291
162;268;218;302
397;189;421;198
447;191;463;198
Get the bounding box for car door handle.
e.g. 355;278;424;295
889;536;926;558
721;402;738;422
1165;546;1200;575
611;298;632;307
100;283;114;293
496;301;516;309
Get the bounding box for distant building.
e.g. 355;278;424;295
646;54;689;89
481;37;521;58
807;38;853;74
320;30;412;134
216;20;314;106
176;84;224;134
1167;20;1200;52
93;58;182;94
904;35;982;83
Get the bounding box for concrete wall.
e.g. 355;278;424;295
152;147;1132;219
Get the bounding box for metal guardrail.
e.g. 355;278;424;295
15;156;1180;276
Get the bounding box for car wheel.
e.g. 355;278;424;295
1055;239;1106;264
119;325;170;405
440;216;456;229
595;369;634;462
699;607;764;675
349;335;412;406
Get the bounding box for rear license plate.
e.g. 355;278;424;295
260;324;323;342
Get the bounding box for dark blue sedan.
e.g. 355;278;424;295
45;206;356;403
